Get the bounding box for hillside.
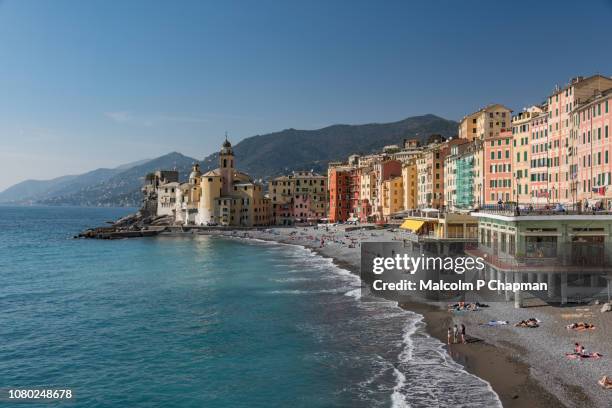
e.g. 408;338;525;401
0;114;457;207
37;152;197;207
199;114;457;178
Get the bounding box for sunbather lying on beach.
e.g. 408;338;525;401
566;322;596;331
599;376;612;389
481;320;509;326
515;318;540;328
447;302;488;311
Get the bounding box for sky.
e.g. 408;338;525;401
1;0;612;191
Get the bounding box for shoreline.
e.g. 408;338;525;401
188;227;575;408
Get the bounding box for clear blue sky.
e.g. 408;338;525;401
1;0;612;190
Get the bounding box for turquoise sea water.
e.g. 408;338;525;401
0;206;500;407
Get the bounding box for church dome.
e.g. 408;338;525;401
189;163;201;180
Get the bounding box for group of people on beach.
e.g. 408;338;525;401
447;324;466;345
515;318;540;328
567;342;603;360
565;321;596;331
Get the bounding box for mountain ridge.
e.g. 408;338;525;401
1;114;458;207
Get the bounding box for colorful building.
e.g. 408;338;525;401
573;88;612;207
372;159;402;219
483;130;513;204
417;143;447;209
382;176;404;220
328;166;352;222
153;139;271;227
546;75;612;204
269;171;327;225
529;108;550;204
512;106;543;204
458;104;512;141
402;160;418;211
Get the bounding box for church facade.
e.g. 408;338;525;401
153;139;272;227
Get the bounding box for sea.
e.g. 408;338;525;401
0;206;501;407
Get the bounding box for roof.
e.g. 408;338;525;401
203;169;221;177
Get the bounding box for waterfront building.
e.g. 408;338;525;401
528;108;550;204
512;106;543;204
142;170;179;216
470;206;612;307
269;171;327;225
156;182;180;217
573;88;612;208
458;104;513;141
483;130;513;204
197;140;271;227
402;160;418;211
399;209;478;246
328;165;352;222
443;139;470;210
416;143;447;209
382;176;404;220
175;164;203;224
153;139;271;227
546;75;612;204
371;159;402;219
454;140;481;210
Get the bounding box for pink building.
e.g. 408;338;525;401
546;75;612;204
529;110;550;203
484;130;513;204
574;89;612;207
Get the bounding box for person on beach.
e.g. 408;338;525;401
598;376;612;389
453;325;458;344
447;328;452;345
574;342;581;354
461;324;466;344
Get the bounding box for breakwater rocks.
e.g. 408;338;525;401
76;212;172;239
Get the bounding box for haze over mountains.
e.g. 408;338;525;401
0;114;457;207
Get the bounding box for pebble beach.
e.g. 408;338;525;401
190;224;612;408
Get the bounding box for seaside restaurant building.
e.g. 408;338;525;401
468;207;612;307
399;209;479;256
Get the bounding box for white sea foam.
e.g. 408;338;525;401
391;367;409;408
232;234;502;407
344;288;361;299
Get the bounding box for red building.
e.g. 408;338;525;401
328;167;352;222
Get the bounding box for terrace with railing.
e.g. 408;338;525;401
474;202;612;217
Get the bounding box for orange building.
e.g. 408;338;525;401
328;167;352;222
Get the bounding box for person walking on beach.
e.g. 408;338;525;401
453;325;458;344
460;324;466;344
447;328;452;345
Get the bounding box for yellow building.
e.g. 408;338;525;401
416;143;446;209
458;103;513;141
401;160;417;211
268;171;327;225
511;106;543;204
382;176;404;219
197;139;271;227
153;138;271;227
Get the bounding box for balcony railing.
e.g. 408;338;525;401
476;203;612;216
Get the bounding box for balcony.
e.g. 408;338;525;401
475;203;612;217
